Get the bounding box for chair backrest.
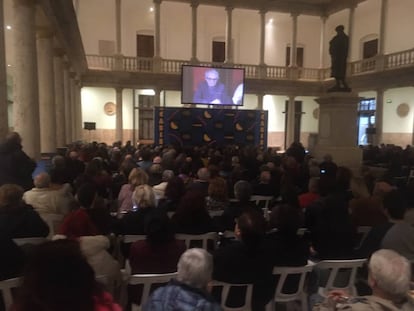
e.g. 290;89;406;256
123;235;147;244
250;195;273;220
128;272;177;310
12;237;48;246
354;226;372;250
316;259;366;297
175;232;218;250
41;213;64;238
211;280;253;311
272;264;314;308
208;209;224;217
0;277;21;311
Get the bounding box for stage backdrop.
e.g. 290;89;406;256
154;107;268;148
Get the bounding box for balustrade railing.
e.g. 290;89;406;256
86;47;414;81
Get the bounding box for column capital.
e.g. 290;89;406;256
259;9;267;16
320;14;328;22
153;0;162;4
225;5;234;12
115;87;123;93
290;11;300;18
190;0;199;8
14;0;37;7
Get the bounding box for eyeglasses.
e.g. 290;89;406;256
206;77;218;81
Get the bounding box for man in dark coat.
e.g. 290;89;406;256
329;25;350;91
0;132;36;191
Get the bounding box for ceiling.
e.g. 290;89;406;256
167;0;367;16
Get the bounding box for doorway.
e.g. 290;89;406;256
133;94;155;144
357;98;376;145
284;100;303;147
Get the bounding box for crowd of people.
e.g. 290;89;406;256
0;132;413;310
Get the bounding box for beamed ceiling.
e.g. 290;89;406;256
165;0;367;16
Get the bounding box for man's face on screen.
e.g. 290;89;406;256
205;71;219;87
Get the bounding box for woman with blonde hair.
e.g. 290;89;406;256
117;168;149;213
120;185;158;235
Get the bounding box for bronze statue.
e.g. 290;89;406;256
328;25;351;92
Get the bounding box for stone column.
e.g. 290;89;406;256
69;74;77;141
190;1;198;63
314;93;362;170
63;64;72;143
257;93;264;110
154;0;161;58
115;0;121;54
259;10;266;66
319;16;327;68
285;95;296;149
12;0;40;159
74;81;82;141
115;87;123;143
347;5;356;59
37;27;56;153
0;0;8;138
290;13;298;67
225;6;233;64
54;48;66;147
154;88;161;107
374;89;384;145
379;0;388;55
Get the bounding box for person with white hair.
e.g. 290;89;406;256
23;172;73;215
316;249;414;310
144;248;222;310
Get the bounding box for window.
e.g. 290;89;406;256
285;47;304;67
363;39;378;59
212;41;225;63
136;34;154;58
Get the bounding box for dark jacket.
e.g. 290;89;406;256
0;141;36;191
144;279;222;311
0;203;49;238
213;240;274;311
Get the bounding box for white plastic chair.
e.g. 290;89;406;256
267;264;314;311
209;209;224;217
123;235;147;244
12;237;48;246
354;226;372;250
41;213;64;238
0;277;21;311
175;232;218;250
316;259;366;297
250;195;273;220
211;280;253;311
128;272;178;311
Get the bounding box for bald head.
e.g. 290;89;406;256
34;173;51;189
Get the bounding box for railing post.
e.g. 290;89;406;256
375;54;385;71
154;57;162;73
287;67;299;80
114;54;123;71
259;64;267;79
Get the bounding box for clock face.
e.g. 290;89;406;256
104;102;116;116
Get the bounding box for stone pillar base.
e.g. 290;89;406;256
313;146;362;172
313;92;362;173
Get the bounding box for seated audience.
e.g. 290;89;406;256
147;163;163;187
119;184;157;235
349;181;391;227
187;167;210;197
213;210;273;311
0;132;36;191
220;180;258;231
298;177;320;210
144;248;222;311
305;166;356;259
315;249;414;310
357;190;406;258
171;191;216;234
205;177;228;211
23;172;73;216
0;237;25;280
0;184;49;238
153;169;174;200
252;170;275;196
13;239;121;311
157;176;185;212
381;190;414;261
118;168;149;213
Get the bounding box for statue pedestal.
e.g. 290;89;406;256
313;93;362;171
